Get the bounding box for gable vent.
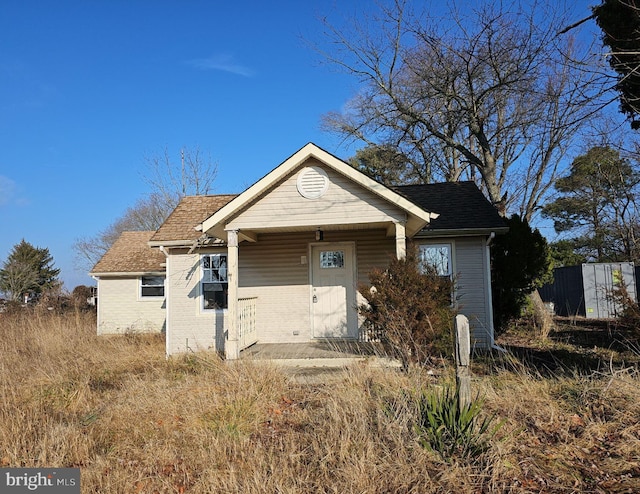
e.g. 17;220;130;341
296;166;329;199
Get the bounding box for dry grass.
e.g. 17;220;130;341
1;310;639;493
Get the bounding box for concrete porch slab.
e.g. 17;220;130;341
239;341;401;370
240;340;385;360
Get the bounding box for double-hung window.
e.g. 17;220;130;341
202;254;228;310
419;244;452;278
140;276;165;297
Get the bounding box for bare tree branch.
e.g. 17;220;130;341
318;1;607;220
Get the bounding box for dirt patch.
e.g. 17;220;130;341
496;318;640;375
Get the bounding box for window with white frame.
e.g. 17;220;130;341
140;276;165;297
202;253;228;310
419;244;452;277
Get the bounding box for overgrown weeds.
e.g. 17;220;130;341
1;310;640;492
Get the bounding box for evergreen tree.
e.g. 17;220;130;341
491;215;552;331
542;146;640;262
348;144;415;186
0;240;60;302
593;0;640;129
548;239;588;268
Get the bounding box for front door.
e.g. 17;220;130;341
311;243;357;338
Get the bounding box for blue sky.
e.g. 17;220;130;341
0;1;601;291
0;1;364;290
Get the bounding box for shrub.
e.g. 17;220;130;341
358;244;454;370
410;384;503;462
610;281;640;340
491;215;552;332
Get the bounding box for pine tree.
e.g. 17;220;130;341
593;0;640;128
542;146;640;262
0;240;60;302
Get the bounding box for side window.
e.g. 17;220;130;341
140;276;165;297
419;244;452;277
202;254;228;310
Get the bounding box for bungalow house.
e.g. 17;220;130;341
90;230;167;334
92;143;507;358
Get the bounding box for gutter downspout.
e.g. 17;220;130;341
485;232;507;352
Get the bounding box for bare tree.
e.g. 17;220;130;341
143;146;218;213
75;147;219;273
319;0;605;219
73;193;169;272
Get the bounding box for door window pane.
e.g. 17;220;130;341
320;250;344;268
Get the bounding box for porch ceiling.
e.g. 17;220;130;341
235;220;393;236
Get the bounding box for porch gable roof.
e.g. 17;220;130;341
201;143;438;240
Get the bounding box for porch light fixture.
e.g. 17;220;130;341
315;228;324;241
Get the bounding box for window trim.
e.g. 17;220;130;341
201;252;229;312
418;243;453;277
139;275;165;299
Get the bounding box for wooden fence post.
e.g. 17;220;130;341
454;314;471;411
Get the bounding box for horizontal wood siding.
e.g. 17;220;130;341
238;230;395;344
239;233;313;343
227;159;406;229
97;277;165;334
452;237;492;348
331;230;396;337
166;252;223;355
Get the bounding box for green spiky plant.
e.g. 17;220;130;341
411;384;504;462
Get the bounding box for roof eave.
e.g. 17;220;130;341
90;270;166;277
415;226;509;238
148;239;194;248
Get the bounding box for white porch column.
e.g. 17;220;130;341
395;221;406;260
225;229;240;360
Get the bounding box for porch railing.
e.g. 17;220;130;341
238;297;258;350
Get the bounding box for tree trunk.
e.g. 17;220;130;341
529;289;554;339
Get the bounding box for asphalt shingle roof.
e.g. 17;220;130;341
149;194;237;243
90;231;165;274
94;183;503;274
393;181;506;232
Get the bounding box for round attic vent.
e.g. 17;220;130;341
296;166;329;199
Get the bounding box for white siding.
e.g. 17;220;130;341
240;230;396;344
96;277;165;334
165;230;396;352
452;237;492;349
165;251;224;355
227;160;406;230
164;231;495;354
238;233;311;343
